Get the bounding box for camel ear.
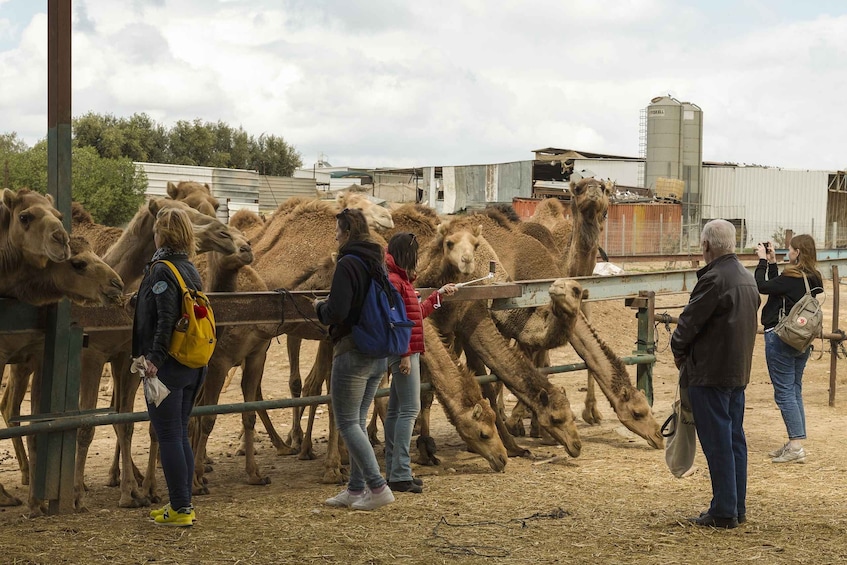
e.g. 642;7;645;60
166;181;178;199
437;221;449;236
148;197;161;216
473;224;482;237
581;289;590;300
204;183;212;193
620;387;631;401
336;191;348;206
330;251;338;264
2;187;15;208
472;403;484;421
538;388;550;407
43;192;54;204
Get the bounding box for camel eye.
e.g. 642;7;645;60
446;240;454;250
19;212;32;226
632;412;645;421
479;432;490;440
473;242;479;250
549;417;563;426
70;259;87;271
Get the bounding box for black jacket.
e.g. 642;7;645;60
754;259;822;329
315;240;385;344
132;253;204;369
671;254;761;388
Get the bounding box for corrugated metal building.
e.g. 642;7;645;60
702;165;829;246
257;175;317;212
422;161;533;214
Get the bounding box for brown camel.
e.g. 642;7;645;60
1;188;70;270
165;181;219;217
228;208;265;242
71;202;123;257
0;236;125;509
416;218;582;457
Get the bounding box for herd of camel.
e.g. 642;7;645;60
0;179;664;518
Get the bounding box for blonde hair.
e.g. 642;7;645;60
155;207;195;257
783;233;822;281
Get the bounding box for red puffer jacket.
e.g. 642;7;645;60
386;252;441;355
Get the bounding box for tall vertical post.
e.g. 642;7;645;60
36;0;79;514
829;266;840;407
635;290;655;405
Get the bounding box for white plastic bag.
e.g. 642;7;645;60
661;386;697;478
130;355;171;407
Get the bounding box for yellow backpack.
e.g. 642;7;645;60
156;260;217;368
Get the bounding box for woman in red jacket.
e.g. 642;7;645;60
384;232;456;493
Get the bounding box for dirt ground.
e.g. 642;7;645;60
1;274;846;565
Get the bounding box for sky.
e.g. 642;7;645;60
1;0;846;171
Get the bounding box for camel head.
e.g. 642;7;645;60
291;253;337;291
611;386;664;449
548;279;587;319
148;198;237;256
435;220;481;276
57;236;125;306
216;227;254;270
2;188;71;267
569;177;610;224
229;208;264;237
167;181;220;218
336;192;394;231
454;398;508;473
534;386;582;457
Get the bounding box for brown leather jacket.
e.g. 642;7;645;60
671;254;761;388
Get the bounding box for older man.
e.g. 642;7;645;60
671;219;760;529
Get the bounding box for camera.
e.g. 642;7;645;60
761;242;770;252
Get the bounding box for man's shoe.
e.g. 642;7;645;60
388;480;423;493
154;506;194;527
324;488;365;508
700;510;745;524
351;486;395;511
412;476;424;486
772;446;806;464
688;513;738;529
768;443;788;458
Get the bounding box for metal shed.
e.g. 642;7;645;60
424;161;533;214
257;175;317;212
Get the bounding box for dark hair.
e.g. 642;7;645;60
336;208;371;243
388;232;419;273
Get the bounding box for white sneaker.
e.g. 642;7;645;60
325;488;366;508
768;443;788;458
351;486;395;511
772;446;806;464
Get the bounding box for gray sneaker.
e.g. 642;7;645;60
351;486;395;511
772;446;806;464
325;488;366;508
768;443;788;458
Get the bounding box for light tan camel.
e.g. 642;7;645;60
1;188;70;270
416;218;583;457
0;236;125;509
165;181;219;217
228;208;265;243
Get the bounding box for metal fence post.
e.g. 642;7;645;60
626;290;655;405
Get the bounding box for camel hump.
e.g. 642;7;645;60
72;202;94;224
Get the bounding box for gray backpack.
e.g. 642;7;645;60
773;273;823;351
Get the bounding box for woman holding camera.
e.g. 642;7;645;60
755;235;822;464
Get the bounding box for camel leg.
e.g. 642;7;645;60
191;356;231;495
240;350;271;486
582;371;604;425
0;482;21;507
415;373;438;465
112;354;150;508
297;341;333;461
256;388;296;456
505;400;530;437
221;366;239;394
1;361;32;485
367;373;389;445
141;422;161;503
74;349;113;513
285;336;304;451
322;403;346;484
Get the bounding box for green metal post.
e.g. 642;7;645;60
634;291;655;406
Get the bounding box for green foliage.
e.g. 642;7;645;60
72;113;302;175
1;137;146;226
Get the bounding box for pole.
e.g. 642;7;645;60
830;266;841;407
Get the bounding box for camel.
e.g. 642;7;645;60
165;181;219;217
491;283;663;448
415;217;583;457
228;208;265;242
1;188;70;270
70;203;124;257
0;236;125;508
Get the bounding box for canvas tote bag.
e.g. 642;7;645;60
661;386;697;478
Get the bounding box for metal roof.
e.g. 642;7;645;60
532;147;642;161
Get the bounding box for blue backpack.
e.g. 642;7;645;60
346;255;415;357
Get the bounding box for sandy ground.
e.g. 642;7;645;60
1;276;846;565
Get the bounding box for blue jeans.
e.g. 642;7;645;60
688;385;747;520
147;359;204;510
385;353;421;482
764;331;809;440
331;346;388;491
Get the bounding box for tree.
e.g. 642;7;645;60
249;133;302;177
1;139;146;226
74;112;167;163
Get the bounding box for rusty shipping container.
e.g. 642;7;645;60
603;202;682;255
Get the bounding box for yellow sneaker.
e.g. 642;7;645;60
149;503;172;520
153;506;195;527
